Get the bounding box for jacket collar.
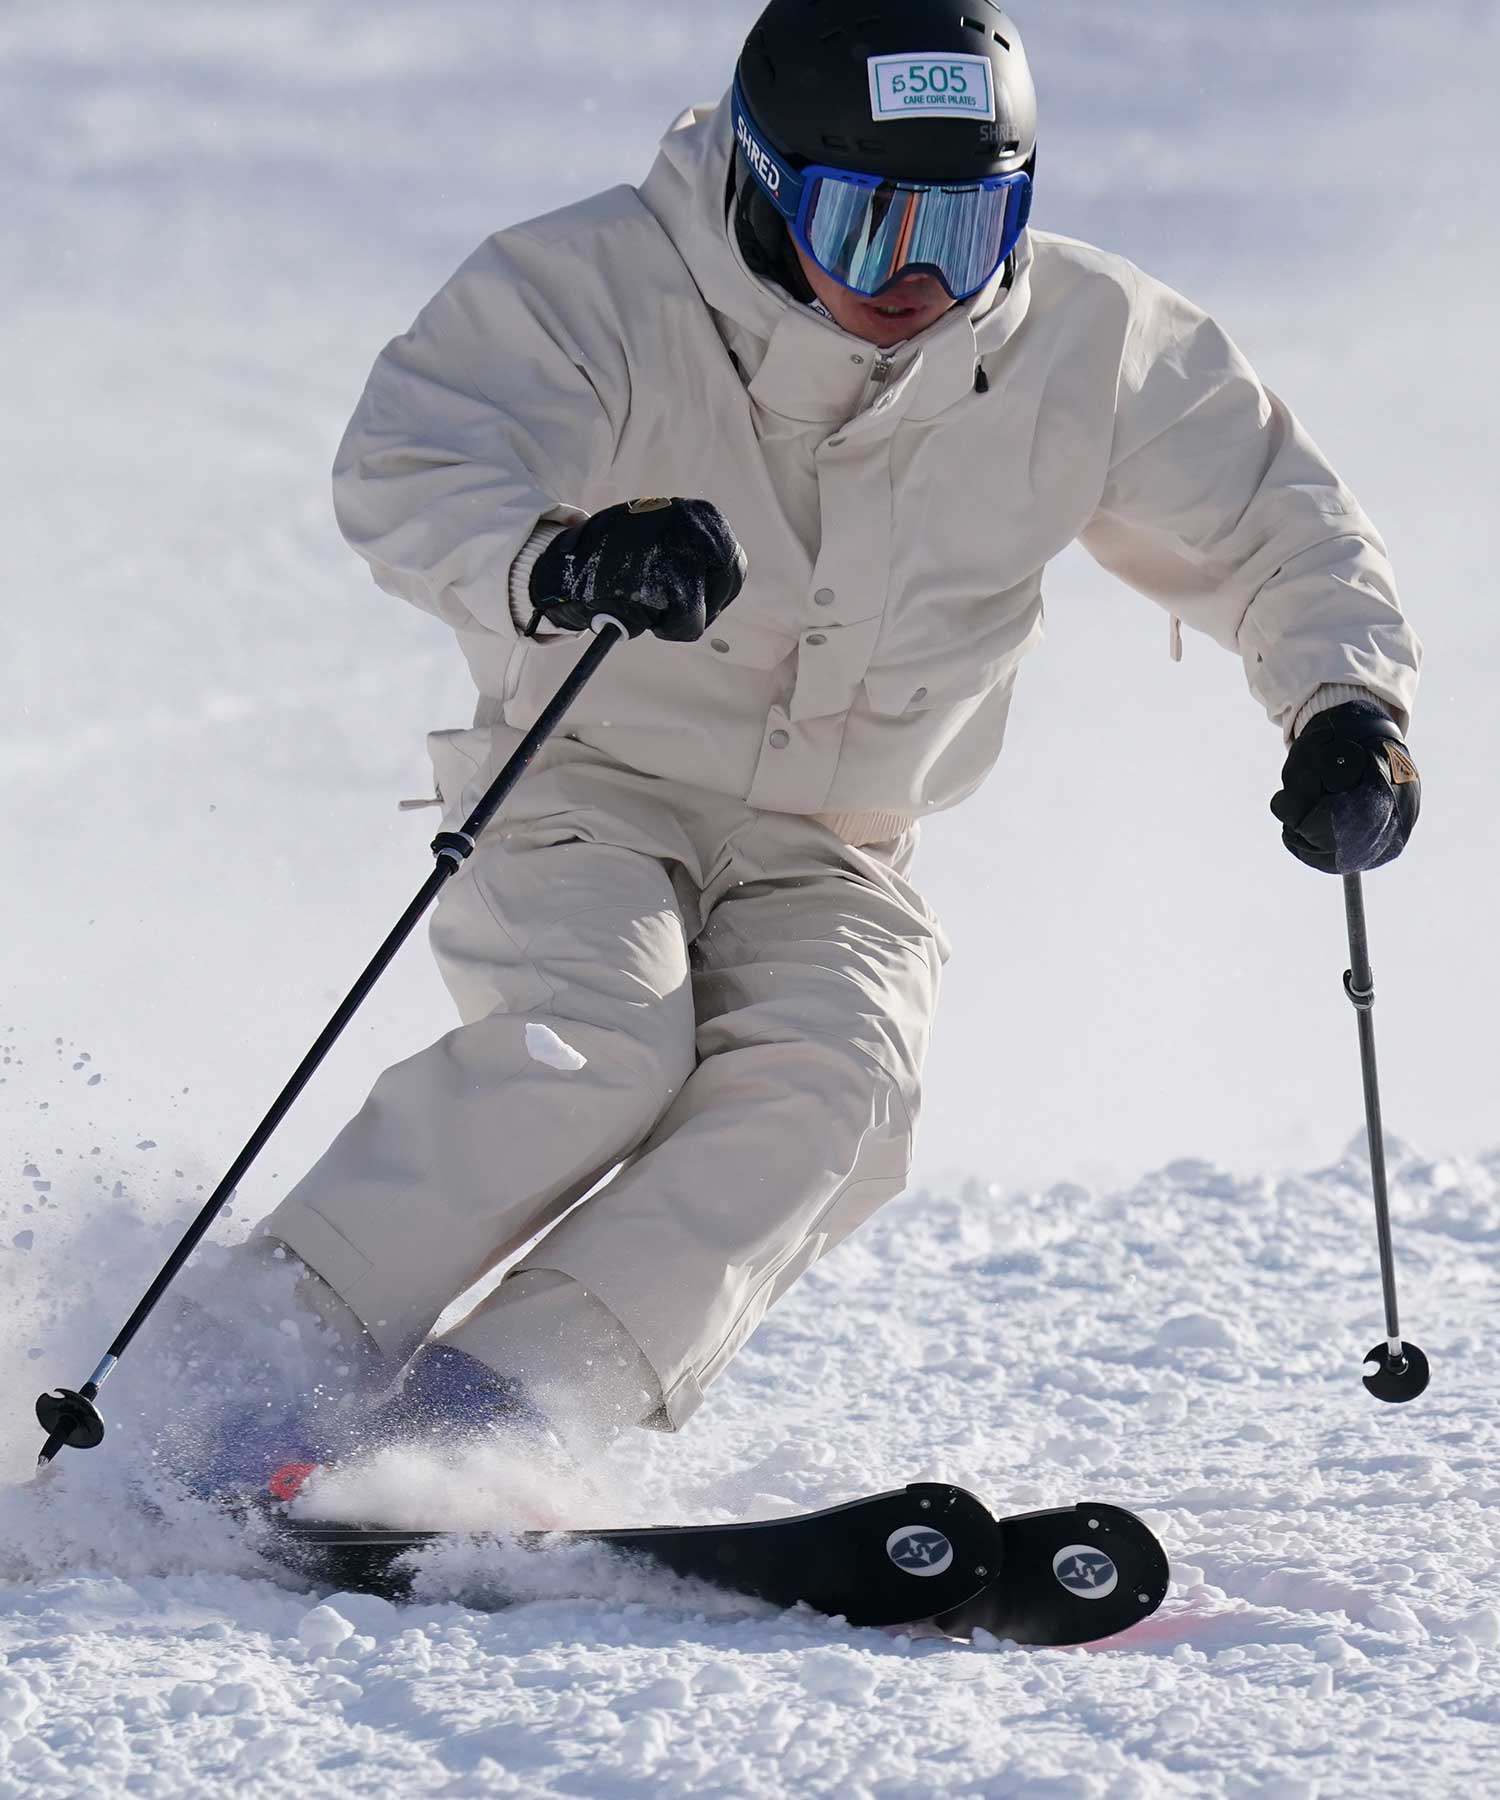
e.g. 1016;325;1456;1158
638;90;1034;429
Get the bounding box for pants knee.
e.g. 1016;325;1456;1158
692;1033;918;1166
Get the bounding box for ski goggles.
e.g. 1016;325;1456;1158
732;77;1031;303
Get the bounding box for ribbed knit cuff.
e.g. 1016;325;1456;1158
813;808;918;848
1289;684;1394;743
507;520;574;637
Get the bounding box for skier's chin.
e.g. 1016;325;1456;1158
846;290;952;346
791;242;955;346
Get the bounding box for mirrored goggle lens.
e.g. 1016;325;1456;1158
803;175;1020;302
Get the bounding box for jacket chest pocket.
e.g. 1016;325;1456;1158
862;595;1044;717
687;610;800;673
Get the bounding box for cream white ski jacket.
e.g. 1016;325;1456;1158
334;93;1421;848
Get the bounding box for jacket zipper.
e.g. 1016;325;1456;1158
858;351;898;416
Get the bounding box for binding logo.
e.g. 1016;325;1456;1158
735;113;783;196
1052;1544;1119;1600
886;1525;955;1577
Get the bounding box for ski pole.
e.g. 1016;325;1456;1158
35;616;629;1466
1341;872;1429;1403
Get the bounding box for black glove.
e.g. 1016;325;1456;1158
527;497;748;642
1270;699;1421;875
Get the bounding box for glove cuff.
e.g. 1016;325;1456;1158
508;520;574;637
1289;684;1393;744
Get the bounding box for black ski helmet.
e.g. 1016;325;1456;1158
732;0;1038;299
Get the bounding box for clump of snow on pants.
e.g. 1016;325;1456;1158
525;1023;588;1072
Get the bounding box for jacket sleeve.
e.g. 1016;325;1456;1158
1077;268;1421;739
332;232;625;640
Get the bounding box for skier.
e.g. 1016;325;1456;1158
176;0;1421;1499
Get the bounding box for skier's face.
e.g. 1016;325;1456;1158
791;240;958;349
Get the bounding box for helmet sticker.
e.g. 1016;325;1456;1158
868;54;997;122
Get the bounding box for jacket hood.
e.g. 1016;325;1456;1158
637;88;1034;406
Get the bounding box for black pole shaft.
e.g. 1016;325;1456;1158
1342;873;1403;1347
38;622;623;1465
100;868;450;1373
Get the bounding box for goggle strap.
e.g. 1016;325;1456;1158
731;77;805;223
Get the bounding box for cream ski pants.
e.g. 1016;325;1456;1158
263;727;945;1435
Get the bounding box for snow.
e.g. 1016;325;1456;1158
296;1604;357;1653
4;1140;1498;1795
4;1;1498;1795
524;1024;588;1074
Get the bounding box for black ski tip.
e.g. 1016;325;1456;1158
35;1388;106;1455
1362;1340;1430;1404
936;1501;1170;1648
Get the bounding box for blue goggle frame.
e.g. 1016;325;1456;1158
732;76;1031;304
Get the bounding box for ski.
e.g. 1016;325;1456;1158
268;1483;1170;1645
